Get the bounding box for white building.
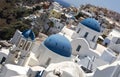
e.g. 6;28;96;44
36;9;49;27
60;18;102;58
45;17;64;34
0;61;85;77
41;61;86;77
35;34;72;67
65;13;78;26
49;2;62;11
93;61;120;77
58;18;105;74
0;27;87;77
8;29;73;67
0;64;29;77
6;29;35;66
100;29;120;64
103;29;120;46
80;10;93;17
0;48;9;64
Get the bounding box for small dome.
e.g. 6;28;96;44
81;18;101;32
22;29;35;40
44;34;72;57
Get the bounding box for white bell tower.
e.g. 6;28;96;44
6;29;35;66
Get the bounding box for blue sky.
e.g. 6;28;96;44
57;0;120;13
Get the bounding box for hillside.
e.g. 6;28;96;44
0;0;33;40
81;4;120;23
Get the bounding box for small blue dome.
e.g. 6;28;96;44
81;18;101;32
44;34;72;57
22;29;35;40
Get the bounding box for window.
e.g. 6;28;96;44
15;54;19;58
84;32;89;38
92;36;96;42
116;39;120;44
0;57;6;64
77;28;81;33
58;26;60;29
14;50;20;59
19;40;25;49
76;45;81;52
25;42;31;51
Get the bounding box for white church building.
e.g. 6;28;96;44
6;28;73;67
60;18;102;58
0;27;86;77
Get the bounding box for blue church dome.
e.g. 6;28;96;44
22;29;35;40
80;18;101;32
44;34;72;57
